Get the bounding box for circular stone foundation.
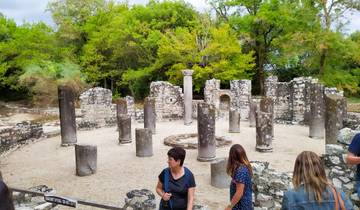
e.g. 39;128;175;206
164;133;232;149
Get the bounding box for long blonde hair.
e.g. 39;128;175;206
292;151;329;202
226;144;253;178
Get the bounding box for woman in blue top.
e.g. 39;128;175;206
281;151;353;210
225;144;253;210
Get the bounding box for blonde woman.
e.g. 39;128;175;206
281;151;353;210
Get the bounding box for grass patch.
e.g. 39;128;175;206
347;97;360;104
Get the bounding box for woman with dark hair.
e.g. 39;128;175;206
281;151;353;210
0;180;15;210
156;147;196;210
225;144;253;210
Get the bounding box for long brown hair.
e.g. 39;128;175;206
292;151;329;202
226;144;253;177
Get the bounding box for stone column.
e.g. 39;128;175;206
249;99;257;127
118;115;132;144
182;70;194;125
256;111;273;152
116;98;127;116
58;86;77;146
309;83;325;138
325;94;345;144
144;97;156;134
260;97;274;137
135;128;153;157
197;102;216;161
229;108;240;133
230;80;251;120
211;158;231;188
75;144;97;176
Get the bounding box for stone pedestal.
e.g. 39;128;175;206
211;158;231;188
118;115;132;144
136;128;153;157
325;94;345;144
182;70;194;125
309;83;325;138
144;97;156;134
256;111;273;152
260;97;274;137
58;86;77;146
229;109;240;133
197;102;216;161
249;100;257;127
75;144;97;176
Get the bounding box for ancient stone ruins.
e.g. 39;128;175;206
1;72;360;210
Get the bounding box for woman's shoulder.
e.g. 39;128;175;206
236;165;250;174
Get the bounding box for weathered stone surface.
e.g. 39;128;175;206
260;97;274;137
229;109;240;133
118;115;132;144
256;111;273;152
163;133;232;149
309;83;325;139
58;86;77;146
344;112;360;130
325;94;345;144
197;102;216;162
125;189;156;210
144;97;156;134
338;128;360;145
150;81;183;121
249;99;258;127
0;121;43;154
182;69;194;125
135;128;153;157
211;158;231;188
78;87;116;128
75;144;97;176
325;144;345;155
230;80;251;120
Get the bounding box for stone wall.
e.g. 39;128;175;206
150;81;184;121
230;80;252;120
0;121;43;154
265;76;344;124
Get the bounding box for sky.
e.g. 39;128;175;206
0;0;359;34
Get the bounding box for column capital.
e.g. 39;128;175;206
182;69;194;76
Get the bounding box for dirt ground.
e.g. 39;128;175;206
0;119;325;210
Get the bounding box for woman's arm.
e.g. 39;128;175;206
346;152;360;165
156;180;171;201
225;183;244;210
186;187;195;210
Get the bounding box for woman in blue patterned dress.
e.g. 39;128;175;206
225;144;253;210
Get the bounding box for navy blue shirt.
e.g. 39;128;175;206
158;167;196;210
348;133;360;180
230;165;253;210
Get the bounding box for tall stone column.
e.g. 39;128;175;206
75;144;97;176
260;97;274;137
249;99;257;127
144;97;156;134
58;85;77;146
229;108;240;133
256;111;273;152
135;128;153;157
211;158;231;188
309;83;325;138
197;102;216;161
118;115;132;144
182;70;194;125
325;94;345;144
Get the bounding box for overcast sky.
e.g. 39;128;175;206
0;0;359;34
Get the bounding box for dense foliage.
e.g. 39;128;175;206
0;0;359;105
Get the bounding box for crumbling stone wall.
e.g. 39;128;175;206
265;76;344;124
0;121;43;154
150;81;184;120
204;79;251;119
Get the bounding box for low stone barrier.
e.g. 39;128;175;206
0;121;43;154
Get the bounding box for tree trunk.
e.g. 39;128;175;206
319;48;327;75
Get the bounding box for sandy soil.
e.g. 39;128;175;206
0;119;325;210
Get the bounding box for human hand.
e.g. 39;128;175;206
224;205;232;210
162;192;172;201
